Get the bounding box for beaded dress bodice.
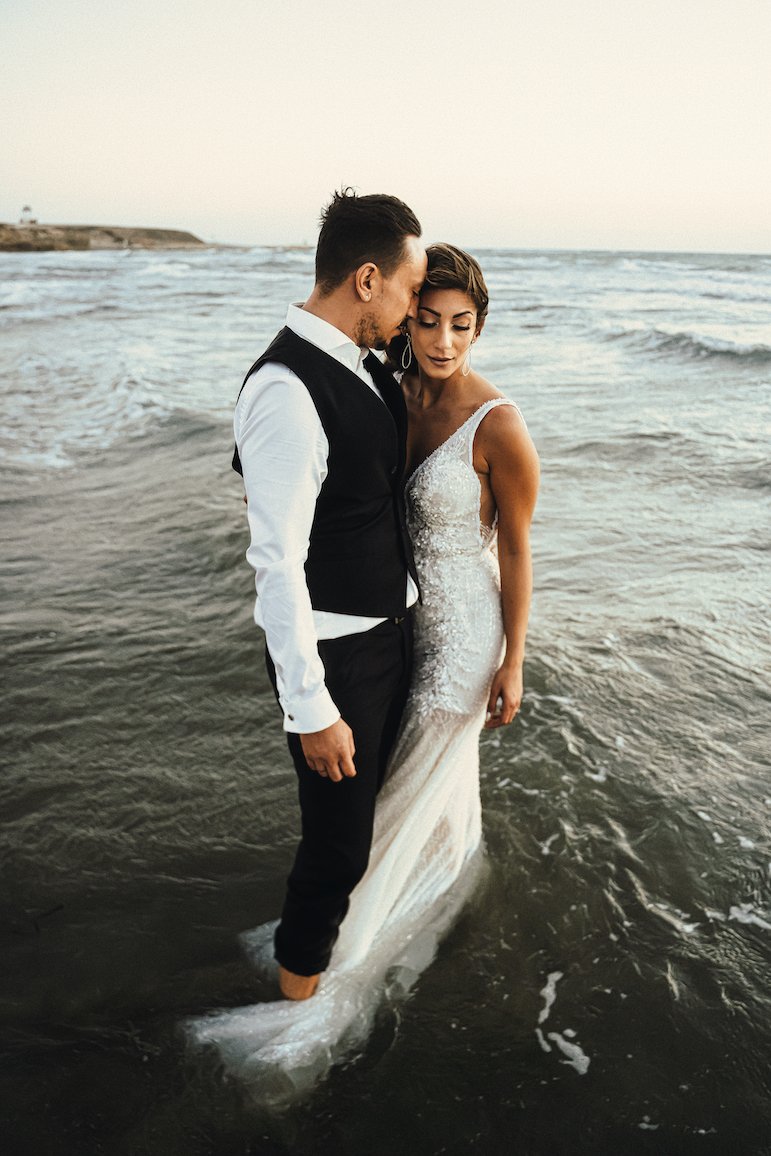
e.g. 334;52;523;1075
406;398;518;718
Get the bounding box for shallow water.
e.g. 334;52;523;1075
1;246;770;1154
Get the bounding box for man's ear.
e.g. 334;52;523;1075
354;262;378;302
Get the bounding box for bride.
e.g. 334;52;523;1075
188;244;540;1103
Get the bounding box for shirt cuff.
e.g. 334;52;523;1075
281;688;341;734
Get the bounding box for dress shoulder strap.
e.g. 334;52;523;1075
463;397;524;467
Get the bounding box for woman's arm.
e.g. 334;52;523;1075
477;405;540;728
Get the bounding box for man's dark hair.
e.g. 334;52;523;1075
315;188;422;294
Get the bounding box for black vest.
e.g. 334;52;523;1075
233;327;419;617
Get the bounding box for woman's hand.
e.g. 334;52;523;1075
484;663;523;729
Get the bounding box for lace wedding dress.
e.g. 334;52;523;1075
188;398;518;1105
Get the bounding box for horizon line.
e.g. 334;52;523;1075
212;240;771;258
3;220;769;259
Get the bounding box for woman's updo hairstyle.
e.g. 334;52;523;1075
422;242;489;327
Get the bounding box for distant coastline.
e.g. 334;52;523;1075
0;223;205;252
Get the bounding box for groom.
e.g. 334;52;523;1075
233;190;426;1000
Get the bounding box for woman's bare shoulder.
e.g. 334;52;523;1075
475;394;538;475
478;391;530;438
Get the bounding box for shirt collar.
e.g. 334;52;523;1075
286;303;367;375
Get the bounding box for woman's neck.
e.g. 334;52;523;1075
410;366;468;408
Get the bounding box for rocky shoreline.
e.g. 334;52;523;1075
0;223;206;252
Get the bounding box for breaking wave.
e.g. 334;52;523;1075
603;325;771;364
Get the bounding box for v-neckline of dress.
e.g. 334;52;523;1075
405;399;502;489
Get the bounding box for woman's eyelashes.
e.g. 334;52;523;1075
417;320;471;331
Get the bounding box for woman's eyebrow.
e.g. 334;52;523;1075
418;306;474;318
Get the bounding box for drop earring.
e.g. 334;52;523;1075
401;333;414;371
461;348;471;377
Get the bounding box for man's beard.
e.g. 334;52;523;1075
355;312;392;351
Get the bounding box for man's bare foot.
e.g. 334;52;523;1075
278;966;320;1001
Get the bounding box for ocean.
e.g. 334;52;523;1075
1;245;770;1155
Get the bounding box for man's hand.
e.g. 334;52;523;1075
300;719;356;782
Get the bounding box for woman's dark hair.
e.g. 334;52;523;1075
385;242;489;370
315;188;422;294
422;242;489;323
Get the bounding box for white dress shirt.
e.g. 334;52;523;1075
234;304;418;734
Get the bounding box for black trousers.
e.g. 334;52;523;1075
265;614;413;976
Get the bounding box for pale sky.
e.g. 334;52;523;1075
2;0;769;252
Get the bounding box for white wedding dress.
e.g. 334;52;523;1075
188;398;518;1105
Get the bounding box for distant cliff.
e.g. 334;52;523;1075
0;223;206;252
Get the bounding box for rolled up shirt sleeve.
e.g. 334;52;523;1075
234;367;340;733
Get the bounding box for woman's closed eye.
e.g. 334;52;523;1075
417;320;471;331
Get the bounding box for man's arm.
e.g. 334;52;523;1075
235;367;357;782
